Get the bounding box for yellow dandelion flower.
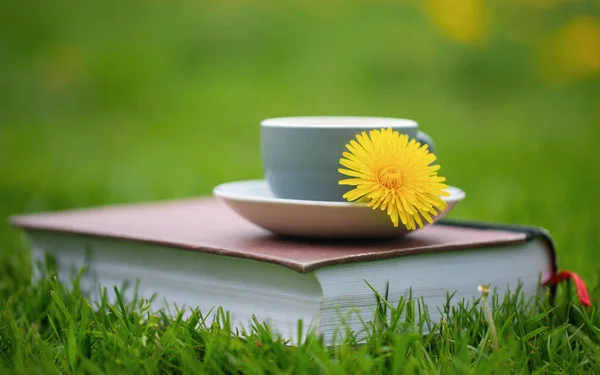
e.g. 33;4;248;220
338;127;450;230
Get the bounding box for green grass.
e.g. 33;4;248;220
2;0;600;373
1;263;599;374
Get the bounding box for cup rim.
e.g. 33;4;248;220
261;116;418;129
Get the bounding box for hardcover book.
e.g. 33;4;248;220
10;197;563;344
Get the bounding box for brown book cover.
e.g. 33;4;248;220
9;197;557;274
11;196;594;311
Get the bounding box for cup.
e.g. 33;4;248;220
260;116;436;202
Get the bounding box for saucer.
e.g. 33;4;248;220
213;180;466;239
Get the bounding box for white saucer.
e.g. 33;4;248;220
213;180;466;239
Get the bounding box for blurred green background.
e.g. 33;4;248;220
1;0;599;289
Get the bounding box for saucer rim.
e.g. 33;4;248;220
213;179;466;208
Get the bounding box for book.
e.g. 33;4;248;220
9;197;574;345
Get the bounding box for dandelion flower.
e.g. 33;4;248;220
338;127;450;230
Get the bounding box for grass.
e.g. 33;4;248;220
1;262;599;374
2;0;600;373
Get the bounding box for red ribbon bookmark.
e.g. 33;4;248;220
546;270;592;307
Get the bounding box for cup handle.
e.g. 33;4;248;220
416;131;437;155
